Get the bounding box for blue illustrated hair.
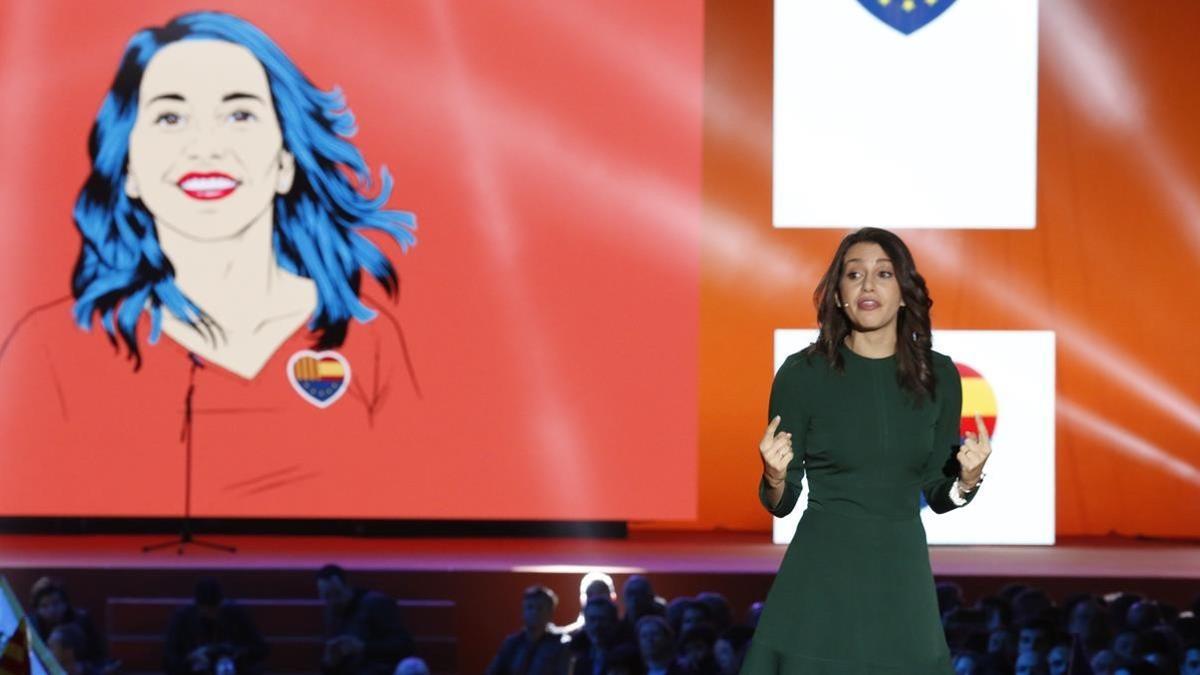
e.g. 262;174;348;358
71;11;416;366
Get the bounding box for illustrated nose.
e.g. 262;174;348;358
183;125;224;160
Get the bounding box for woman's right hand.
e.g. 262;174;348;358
759;415;793;484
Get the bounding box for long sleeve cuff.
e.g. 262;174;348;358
948;479;978;507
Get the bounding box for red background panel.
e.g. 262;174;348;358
0;1;702;520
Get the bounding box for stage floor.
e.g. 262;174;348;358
1;531;1196;578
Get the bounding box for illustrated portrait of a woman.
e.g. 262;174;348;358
0;11;420;517
742;228;994;673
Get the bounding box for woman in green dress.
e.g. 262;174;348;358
741;228;993;674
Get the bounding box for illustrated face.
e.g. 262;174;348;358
836;242;905;335
126;39;294;241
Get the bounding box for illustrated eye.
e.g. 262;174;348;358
154;112;183;126
228;110;257;123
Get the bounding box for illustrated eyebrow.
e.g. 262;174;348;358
147;93;185;104
222;91;264;103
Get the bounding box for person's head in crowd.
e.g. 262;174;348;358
679;599;714;636
1015;649;1049;675
393;656;430;675
938;581;964;617
1013;588;1054;627
1181;644;1200;675
1107;593;1144;632
1068;596;1100;635
316;564;355;608
1126;601;1164;632
1089;648;1116;675
953;651;983;675
989;628;1018;664
1018;618;1054;655
1046;643;1071;675
713;625;753;675
1000;584;1032;604
1112;630;1144;661
944;608;989;652
666;596;690;635
583;597;620;650
30;577;72;630
979;595;1013;631
695;592;732;633
622;576;658;623
47;623;87;672
580;571;617;611
636;615;675;669
677;624;718;673
746;601;764;629
194;577;224;621
522;585;558;634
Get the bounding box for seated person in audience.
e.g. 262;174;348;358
1045;642;1071;675
712;625;752;675
1182;643;1200;675
393;657;430;675
1112;630;1145;663
1126;601;1165;632
561;572;619;635
570;597;637;675
637;616;680;675
621;576;665;630
485;585;569;675
164;578;268;675
675;625;717;675
317;564;414;675
951;651;983;675
1090;648;1117;675
48;624;102;675
30;577;109;671
1017;618;1054;656
693;594;731;634
1014;649;1049;675
677;600;713;638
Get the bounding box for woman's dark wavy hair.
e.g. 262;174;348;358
71;11;416;367
807;227;937;401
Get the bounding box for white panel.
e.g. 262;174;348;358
773;0;1040;228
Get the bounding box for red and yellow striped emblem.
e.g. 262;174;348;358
956;361;997;438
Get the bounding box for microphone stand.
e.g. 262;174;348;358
144;353;236;555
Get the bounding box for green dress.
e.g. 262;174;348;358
741;344;978;675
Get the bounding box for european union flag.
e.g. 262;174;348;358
856;0;958;35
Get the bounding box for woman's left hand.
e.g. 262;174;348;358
957;412;992;490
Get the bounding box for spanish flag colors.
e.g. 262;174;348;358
956;362;997;438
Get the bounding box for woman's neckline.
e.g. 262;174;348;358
839;341;896;362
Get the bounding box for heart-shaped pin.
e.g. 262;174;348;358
856;0;958;36
286;350;351;408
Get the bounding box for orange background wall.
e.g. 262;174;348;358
649;0;1200;539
